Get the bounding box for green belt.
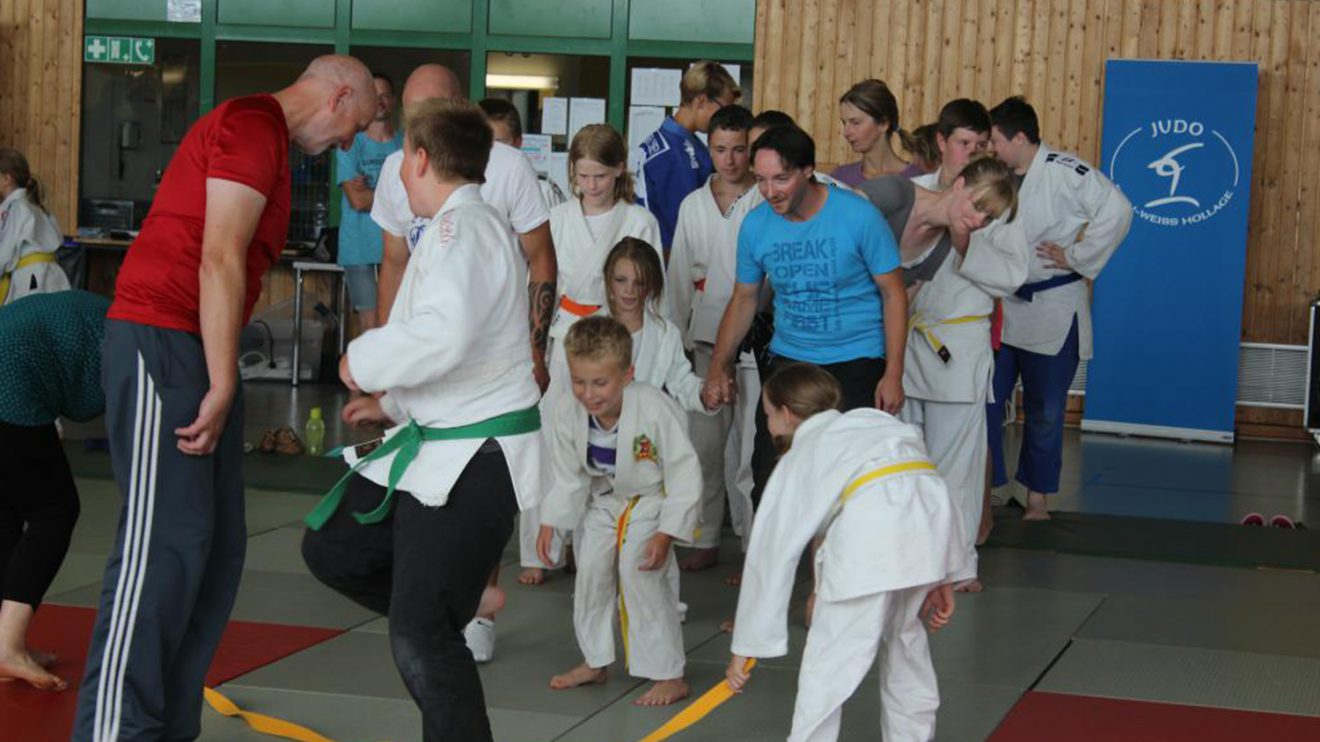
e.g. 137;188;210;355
304;405;541;531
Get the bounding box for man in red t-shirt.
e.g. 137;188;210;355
74;55;375;741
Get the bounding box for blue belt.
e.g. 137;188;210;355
1015;272;1084;301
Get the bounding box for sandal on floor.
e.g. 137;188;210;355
1240;512;1265;527
1270;514;1296;529
273;427;304;456
257;429;279;453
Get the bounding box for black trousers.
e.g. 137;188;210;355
302;443;518;742
750;355;886;508
0;420;80;608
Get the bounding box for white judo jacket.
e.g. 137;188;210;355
731;409;975;659
345;185;543;510
548;199;662;342
0;189;67;304
541;382;704;544
1000;143;1133;359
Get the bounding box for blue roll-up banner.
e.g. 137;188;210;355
1084;60;1258;443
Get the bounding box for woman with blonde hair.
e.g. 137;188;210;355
0;149;68;304
518;124;662;585
858;154;1028;592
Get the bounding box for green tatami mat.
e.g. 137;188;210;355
985;509;1320;572
64;441;343;495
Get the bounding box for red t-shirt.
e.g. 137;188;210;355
109;94;291;333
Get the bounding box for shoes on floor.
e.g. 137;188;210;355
255;427;304;456
1240;512;1265;526
464;617;496;663
1270;514;1296;529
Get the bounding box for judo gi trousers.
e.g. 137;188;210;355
301;443;518;742
687;344;757;550
574;494;684;681
751;355;885;508
75;320;246;742
901;398;985;560
0;420;80;609
987;318;1080;495
790;584;939;742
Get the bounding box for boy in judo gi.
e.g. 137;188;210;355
537;316;702;707
727;363;973;742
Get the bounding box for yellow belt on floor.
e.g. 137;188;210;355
615;495;641;668
204;687;339;742
636;658;758;742
0;251;57;303
909;311;990;364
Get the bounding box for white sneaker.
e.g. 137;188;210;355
464;617;496;663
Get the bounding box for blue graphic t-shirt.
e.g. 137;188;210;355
736;187;901;364
336;130;403;266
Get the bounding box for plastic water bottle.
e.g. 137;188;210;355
305;407;325;457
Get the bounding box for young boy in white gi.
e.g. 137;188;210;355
727;363;972;742
986;96;1133;521
537;316;701;707
305;99;543;741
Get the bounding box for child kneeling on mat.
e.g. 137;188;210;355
726;363;974;742
538;316;702;706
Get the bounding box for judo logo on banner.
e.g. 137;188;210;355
1107;118;1242;229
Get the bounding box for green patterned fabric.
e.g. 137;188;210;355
0;290;110;425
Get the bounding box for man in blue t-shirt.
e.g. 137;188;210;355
336;72;402;332
703;124;907;503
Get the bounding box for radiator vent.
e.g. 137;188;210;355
1237;343;1307;409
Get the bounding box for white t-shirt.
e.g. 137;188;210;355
371;141;550;252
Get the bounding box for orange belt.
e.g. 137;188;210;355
559;295;600;317
693;278;706;292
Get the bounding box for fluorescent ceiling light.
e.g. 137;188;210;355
486;73;559;90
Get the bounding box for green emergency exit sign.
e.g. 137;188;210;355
84;36;155;65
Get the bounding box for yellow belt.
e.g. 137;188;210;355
909;312;990;364
615;495;642;668
0;251;57;303
841;460;939;504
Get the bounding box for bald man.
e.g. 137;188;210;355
74;55;376;742
372;64;557;390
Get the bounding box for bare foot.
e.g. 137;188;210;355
724;569;742;587
1023;491;1051;521
0;650;68;691
719;619;735;634
518;567;546;586
550;663;608;690
678;547;719;572
634;678;690;706
804;593;816;630
955;579;984;593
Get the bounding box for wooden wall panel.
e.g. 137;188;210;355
754;0;1320;348
0;0;82;234
754;0;1320;434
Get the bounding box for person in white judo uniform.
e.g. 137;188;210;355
859;155;1026;592
726;363;974;742
0;149;68;304
985;96;1132;521
666;105;762;570
537;316;702;707
519;123;663;585
908;99;992;193
306;99;544;741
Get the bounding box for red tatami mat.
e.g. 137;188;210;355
990;691;1320;741
0;604;343;742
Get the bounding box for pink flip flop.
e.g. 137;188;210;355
1240;512;1265;526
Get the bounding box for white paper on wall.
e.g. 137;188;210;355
630;68;682;107
627;106;667;151
541;97;568;136
568;98;607;144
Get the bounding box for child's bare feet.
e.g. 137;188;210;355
0;649;67;691
549;663;607;690
724;569;742;587
678;547;718;572
518;567;546;586
1022;492;1051;521
634;678;690;706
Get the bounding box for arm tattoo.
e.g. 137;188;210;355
528;280;555;356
